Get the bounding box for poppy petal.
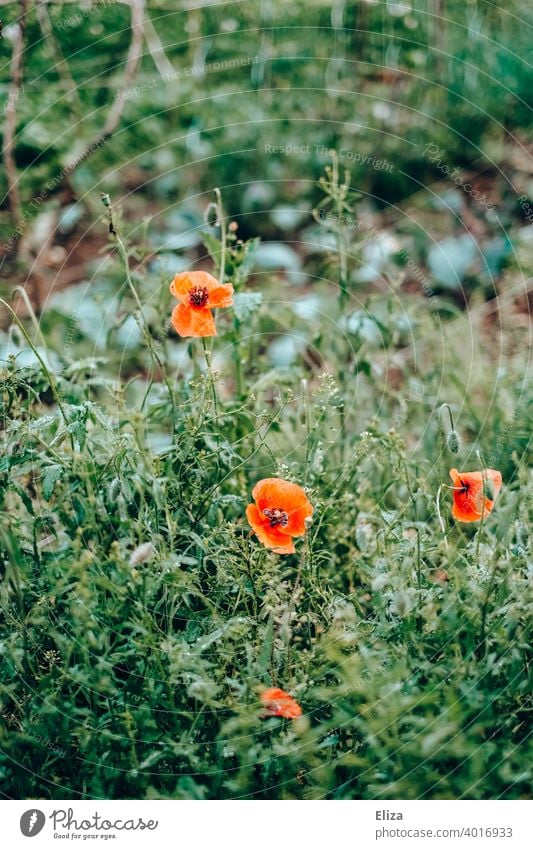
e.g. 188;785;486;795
171;303;216;338
255;528;295;554
208;284;234;308
252;478;310;512
452;498;483;523
260;688;302;719
246;504;295;553
449;468;502;523
245;503;270;531
169;273;192;302
287;502;314;535
170;270;222;302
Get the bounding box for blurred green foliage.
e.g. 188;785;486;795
1;0;532;235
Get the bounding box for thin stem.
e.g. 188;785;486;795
0;298;70;432
339;399;346;467
403;457;415;502
478;557;499;658
12;285;48;352
438;403;455;435
435;484;448;549
143;8;175;78
101;193;176;433
285;537;309;673
3;0;28;231
202;337;219;420
215;187;243;404
233;337;244;399
475;449;487;561
214;188;227;282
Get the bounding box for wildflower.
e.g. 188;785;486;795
449;468;502;523
246;477;313;554
169;270;233;338
260;687;302;719
129;542;155;565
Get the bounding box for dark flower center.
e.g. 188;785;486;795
263;507;289;527
189;286;209;308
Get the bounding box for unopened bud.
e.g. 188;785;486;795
204;202;219;227
446;429;461;454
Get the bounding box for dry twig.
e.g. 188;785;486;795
68;0;146;173
2;0;28;232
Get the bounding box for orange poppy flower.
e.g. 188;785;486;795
246;478;313;554
169;270;233;338
260;687;302;719
449;468;502;523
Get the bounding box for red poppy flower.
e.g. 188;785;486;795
246;478;313;554
260;687;302;719
449;468;502;523
169;270;233;338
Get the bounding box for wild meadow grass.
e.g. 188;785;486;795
0;177;531;800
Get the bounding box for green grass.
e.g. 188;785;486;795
0;178;531;800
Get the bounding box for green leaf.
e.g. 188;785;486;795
0;452;35;473
230;237;260;284
232;292;263;322
42;464;64;499
201;230;223;266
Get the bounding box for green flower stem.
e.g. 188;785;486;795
439;403;455;434
475;450;487;561
478;557;499;658
436;483;449;549
214;187;226;282
101;193;176;434
232;319;244;400
202;336;219;420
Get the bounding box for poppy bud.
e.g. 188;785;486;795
439;404;460;454
446;429;461;454
204;202;219;227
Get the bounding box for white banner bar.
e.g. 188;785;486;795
1;800;531;848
